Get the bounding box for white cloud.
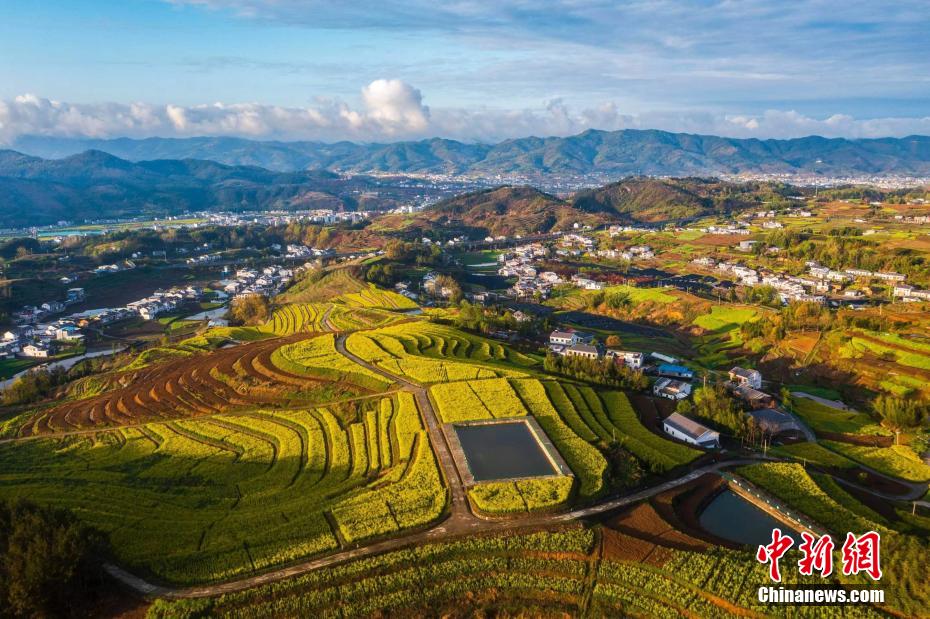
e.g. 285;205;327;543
2;82;930;145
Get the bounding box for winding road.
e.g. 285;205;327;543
63;328;930;599
101;331;767;600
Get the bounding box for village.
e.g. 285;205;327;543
1;263;297;361
546;325;796;451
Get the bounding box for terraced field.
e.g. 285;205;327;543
264;302;407;336
431;377;700;499
346;321;538;383
690;305;760;368
148;512;891;619
0;393;445;584
12;334;378;437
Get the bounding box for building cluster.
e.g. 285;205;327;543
2;316;85;360
222;265;293;299
595;245;654;261
548;329;645;369
92;260;135;275
126;286;206;321
285;244;335;259
206;209;370;227
695;256;913;305
421;272;456;299
703;223;751;236
497;244;565;300
558;233;596;254
608;225;655;237
12;288;86;326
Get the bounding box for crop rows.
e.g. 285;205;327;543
270;333;393;392
19;334;368;437
509;379;608;499
148;529;595;618
430;378;528;423
0;392;445;584
338;284;419;311
469;477;574;514
265;303;328;335
345;321;535;384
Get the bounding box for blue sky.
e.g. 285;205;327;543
1;0;928;143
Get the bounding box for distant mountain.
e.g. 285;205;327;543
372;186;610;237
0;150;418;227
13;130;930;178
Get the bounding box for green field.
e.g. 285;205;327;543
346;321;536;384
0;393;444;584
430;377;699;499
691;305;760;367
769;442;857;469
789;395;886;435
468;477;574;514
821;441;930;482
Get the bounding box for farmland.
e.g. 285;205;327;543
345;321;537;383
736;462;929;616
8;333;379;438
820;440;930;482
430;377;700;499
788;394;887;436
0;392;444;584
468;477;574;514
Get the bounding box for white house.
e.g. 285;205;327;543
22;343;51;358
653;378;692;400
608;350;643;369
550;330;580;347
662;412;719;449
728;366;762;390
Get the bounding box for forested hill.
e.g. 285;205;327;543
13;129;930;177
0;150;416;227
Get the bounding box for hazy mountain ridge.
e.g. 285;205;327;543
0;150;398;227
13;129;930;177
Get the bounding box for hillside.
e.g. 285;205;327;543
571;177;778;223
372;186;611;236
0;150;426;226
14;129;930;178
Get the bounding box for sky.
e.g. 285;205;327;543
0;0;928;144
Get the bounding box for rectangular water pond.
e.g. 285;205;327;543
453;421;558;482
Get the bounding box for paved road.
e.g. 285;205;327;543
334;333;473;526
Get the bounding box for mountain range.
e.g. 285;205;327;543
12;129;930;178
0;150;426;227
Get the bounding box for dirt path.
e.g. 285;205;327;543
791;391;856;413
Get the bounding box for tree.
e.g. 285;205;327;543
605;334;623;348
873;395;924;444
0;500;109;618
228;294;271;326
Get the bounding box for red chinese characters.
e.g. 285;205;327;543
756;528;794;582
797;532;834;577
841;531;883;581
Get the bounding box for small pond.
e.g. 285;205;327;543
455;422;557;481
699;489;800;546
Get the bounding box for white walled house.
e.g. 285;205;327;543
653;378;692;400
662;413;719;449
550;330;580;347
728;367;762;390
